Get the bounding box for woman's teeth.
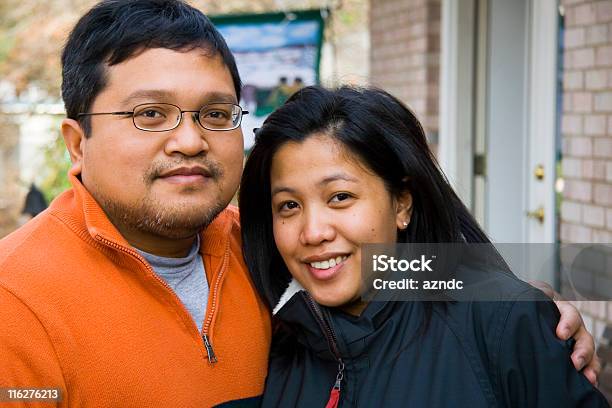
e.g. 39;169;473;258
310;256;348;270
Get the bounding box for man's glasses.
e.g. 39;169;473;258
77;102;248;132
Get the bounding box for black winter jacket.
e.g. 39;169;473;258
262;275;609;407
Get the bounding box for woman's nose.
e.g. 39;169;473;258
299;211;336;246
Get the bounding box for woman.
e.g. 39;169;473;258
239;86;608;407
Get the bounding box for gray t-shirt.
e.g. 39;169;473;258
137;237;209;332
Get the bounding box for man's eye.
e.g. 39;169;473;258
137;109;165;119
203;110;230;119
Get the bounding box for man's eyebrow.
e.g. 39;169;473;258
271;173;359;196
120;90;176;106
204;92;238;104
120;90;237;107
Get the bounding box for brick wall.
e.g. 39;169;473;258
369;0;440;136
561;0;612;395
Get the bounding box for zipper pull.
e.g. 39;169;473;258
202;334;218;364
325;360;344;408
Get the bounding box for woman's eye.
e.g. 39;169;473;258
330;193;352;203
279;201;299;211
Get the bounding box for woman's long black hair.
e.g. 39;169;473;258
239;86;492;309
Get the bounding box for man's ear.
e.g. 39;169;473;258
61;118;86;174
396;189;413;230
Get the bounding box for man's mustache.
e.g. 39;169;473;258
146;158;224;182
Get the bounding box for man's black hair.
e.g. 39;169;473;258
61;0;241;136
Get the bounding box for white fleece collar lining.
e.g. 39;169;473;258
272;278;306;315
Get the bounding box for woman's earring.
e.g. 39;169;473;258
402;221;408;229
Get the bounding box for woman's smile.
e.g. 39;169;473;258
305;254;350;281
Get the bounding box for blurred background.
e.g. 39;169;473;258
1;0;612;393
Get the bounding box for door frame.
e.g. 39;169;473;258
527;0;559;243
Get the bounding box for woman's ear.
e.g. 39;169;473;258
61;118;85;175
395;189;413;230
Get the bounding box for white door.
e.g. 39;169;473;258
484;0;559;244
440;0;558;244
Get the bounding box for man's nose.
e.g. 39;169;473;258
164;112;209;156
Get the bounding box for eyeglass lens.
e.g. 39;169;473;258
132;103;242;131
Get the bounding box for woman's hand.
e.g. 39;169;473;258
530;280;601;386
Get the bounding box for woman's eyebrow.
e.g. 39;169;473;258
317;173;359;186
271;186;296;196
271;173;358;196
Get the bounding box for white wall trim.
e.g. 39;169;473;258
439;0;476;207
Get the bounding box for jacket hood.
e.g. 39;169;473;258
272;278;305;315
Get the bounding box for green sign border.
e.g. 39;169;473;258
210;9;326;84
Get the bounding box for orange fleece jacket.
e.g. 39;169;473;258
0;174;271;407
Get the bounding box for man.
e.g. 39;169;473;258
0;1;599;407
19;184;47;225
0;1;269;407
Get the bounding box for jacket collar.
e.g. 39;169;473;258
272;278;404;358
49;169;231;257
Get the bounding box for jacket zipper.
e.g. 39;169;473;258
95;234;225;364
202;333;217;363
302;292;345;408
200;238;230;364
